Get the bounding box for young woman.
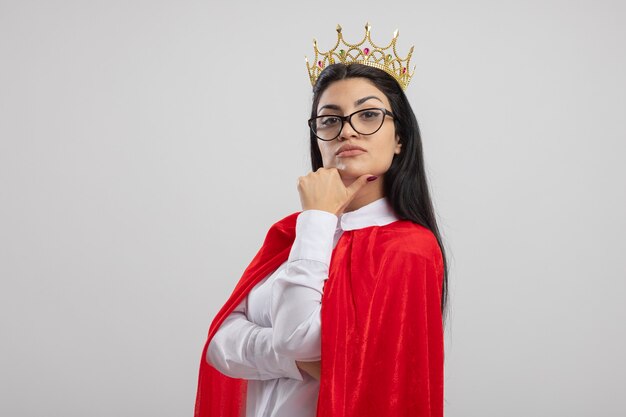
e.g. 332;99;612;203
195;27;448;417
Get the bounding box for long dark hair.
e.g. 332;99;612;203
309;63;449;326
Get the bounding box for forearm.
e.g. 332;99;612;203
271;209;337;359
206;309;304;381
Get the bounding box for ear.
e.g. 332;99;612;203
394;134;402;154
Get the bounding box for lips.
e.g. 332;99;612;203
336;144;366;155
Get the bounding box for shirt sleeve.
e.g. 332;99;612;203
270;209;338;360
206;298;304;381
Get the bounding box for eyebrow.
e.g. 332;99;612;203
318;95;384;112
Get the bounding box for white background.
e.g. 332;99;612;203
1;0;625;416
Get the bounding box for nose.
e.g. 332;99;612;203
337;118;359;141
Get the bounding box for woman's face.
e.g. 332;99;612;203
315;77;402;181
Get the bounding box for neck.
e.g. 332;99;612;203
342;175;385;213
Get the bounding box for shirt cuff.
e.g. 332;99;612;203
288;210;338;265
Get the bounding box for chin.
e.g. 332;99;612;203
324;159;380;179
335;165;372;180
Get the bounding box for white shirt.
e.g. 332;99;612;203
207;196;400;417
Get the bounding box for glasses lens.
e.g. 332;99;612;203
351;109;385;135
311;109;386;140
312;115;342;140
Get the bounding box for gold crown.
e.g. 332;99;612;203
305;22;416;91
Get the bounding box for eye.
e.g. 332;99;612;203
359;110;381;120
319;116;340;127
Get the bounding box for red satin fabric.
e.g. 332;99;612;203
194;211;444;417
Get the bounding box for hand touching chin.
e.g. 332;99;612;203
335;166;375;183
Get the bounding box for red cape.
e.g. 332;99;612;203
194;211;444;417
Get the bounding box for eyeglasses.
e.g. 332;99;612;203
308;107;395;141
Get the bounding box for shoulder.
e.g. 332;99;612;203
271;211;301;231
379;221;445;290
261;210;301;243
376;220;443;266
356;220;444;294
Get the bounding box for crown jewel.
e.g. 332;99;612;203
305;22;416;91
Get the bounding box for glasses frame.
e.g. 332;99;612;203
308;107;395;141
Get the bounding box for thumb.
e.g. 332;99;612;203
346;174;378;196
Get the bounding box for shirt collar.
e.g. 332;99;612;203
337;196;400;231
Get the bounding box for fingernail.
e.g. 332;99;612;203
367;176;378;182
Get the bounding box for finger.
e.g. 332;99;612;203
346;174;377;197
